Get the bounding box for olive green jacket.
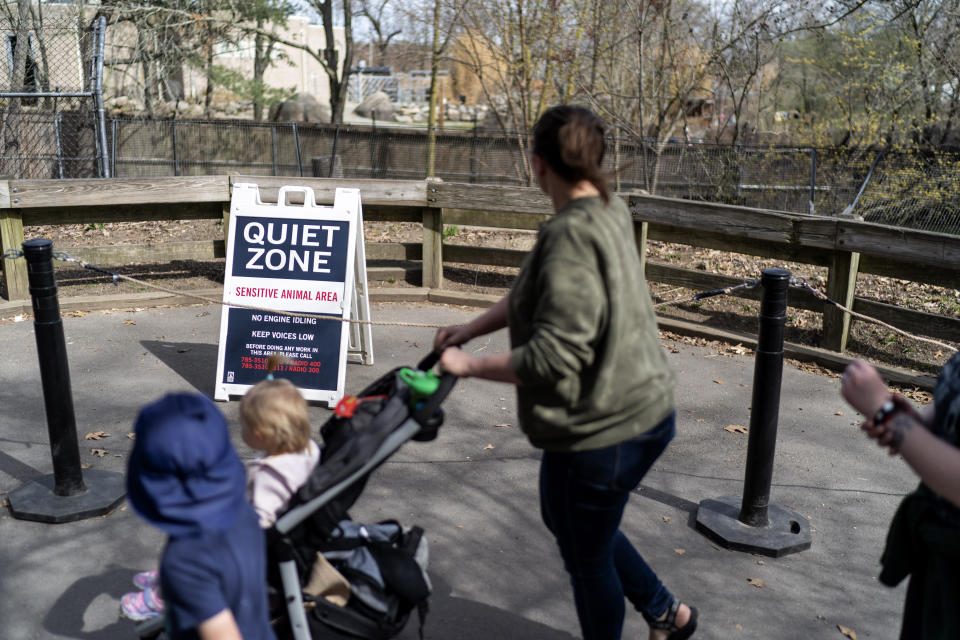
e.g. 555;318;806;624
507;195;676;452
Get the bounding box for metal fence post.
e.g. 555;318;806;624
93;16;110;178
292;123;303;176
470;114;479;184
809;147;817;215
53;114;64;179
171;120;180;176
271;124;279;176
329;125;340;178
111;119;117;177
370;111;377;178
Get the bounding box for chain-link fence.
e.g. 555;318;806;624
0;9;107;179
852;149;960;234
0;105;947;234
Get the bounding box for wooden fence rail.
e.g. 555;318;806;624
2;176;959;355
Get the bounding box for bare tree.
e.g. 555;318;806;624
455;0;567;183
422;0;463;176
356;0;402;66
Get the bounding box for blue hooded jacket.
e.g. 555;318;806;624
127;393;247;537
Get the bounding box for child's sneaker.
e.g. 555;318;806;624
132;570;159;590
120;586;164;621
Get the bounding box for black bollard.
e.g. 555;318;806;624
739;267;789;526
7;238;126;523
694;267;812;557
23;238;86;496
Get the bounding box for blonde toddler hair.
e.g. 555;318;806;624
239;379;312;454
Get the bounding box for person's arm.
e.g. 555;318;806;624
439;347;521;384
880;413;960;508
842;358;960;508
434;294;510;352
196;609;243;640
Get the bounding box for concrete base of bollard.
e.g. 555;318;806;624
695;494;812;558
7;469;126;524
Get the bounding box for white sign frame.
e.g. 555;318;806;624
214;183;366;406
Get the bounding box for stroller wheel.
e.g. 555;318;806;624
412;408;443;441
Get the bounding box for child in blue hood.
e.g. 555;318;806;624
125;392;277;640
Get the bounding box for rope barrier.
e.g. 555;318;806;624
654;278;759;310
791;277;957;353
3;250;956;353
44;251;445;330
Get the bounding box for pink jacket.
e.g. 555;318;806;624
244;440;321;528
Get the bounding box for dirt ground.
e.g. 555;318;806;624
9;218;957;398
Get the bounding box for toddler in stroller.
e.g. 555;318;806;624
266;352;455;640
135;352;454;640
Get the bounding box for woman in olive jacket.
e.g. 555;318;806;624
435;105;697;640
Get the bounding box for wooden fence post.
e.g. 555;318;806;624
822;249;860;352
422;206;443;289
636;220;649;278
0;179;29;301
422;177;444;289
221;200;231;256
628;192;649;278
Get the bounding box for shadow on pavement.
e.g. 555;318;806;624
415;574;578;640
43;566;138;640
141;340;219;397
0;447;44;484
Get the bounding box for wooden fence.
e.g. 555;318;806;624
2;176;959;362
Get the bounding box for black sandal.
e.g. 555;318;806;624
648;600;698;640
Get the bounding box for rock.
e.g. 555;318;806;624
354;91;395;120
269;93;331;123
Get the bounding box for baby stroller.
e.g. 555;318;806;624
136;352;455;640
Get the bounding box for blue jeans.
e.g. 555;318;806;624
539;412;676;640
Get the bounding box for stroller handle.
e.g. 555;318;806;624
417;350;440;371
412;351;457;428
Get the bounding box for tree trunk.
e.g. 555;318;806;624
253;19;267;121
321;0;353;124
426;0;443;176
204;21;215;117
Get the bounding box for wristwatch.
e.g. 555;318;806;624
873;395;909;426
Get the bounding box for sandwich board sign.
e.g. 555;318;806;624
214;183;372;407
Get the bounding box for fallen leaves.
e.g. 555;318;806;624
122;320;136;325
837;624;857;639
834;411;844;416
127;432;136;440
713;379;725;385
662;516;671;523
673;548;686;555
483;444;495;451
746;577;765;588
63;310;88;317
84;431;110;440
494;423;511;428
723;425;748;435
90;448;108;457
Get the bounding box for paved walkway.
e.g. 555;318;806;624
0;300;917;639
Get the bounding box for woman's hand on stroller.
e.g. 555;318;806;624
434;324;472;352
438;346;473;377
